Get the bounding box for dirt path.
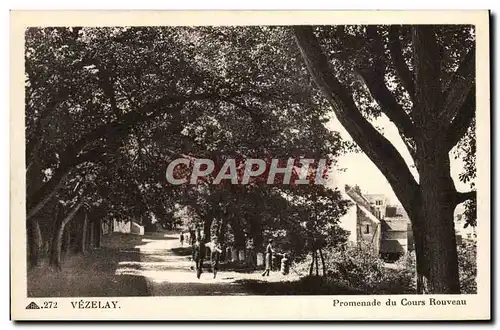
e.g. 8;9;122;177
115;231;300;296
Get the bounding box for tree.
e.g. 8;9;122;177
293;25;476;293
146;26;350;258
25;26;351;273
282;184;349;275
25;26;275;223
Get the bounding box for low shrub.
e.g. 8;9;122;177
458;241;477;294
293;241;477;294
322;243;415;294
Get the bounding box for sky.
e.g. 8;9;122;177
324;111;470;206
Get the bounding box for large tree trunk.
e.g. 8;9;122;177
230;217;246;251
27;219;42;268
62;223;71;254
411;221;429;293
217;218;227;245
49;217;66;270
49;201;84;270
78;212;88;254
315;250;319;276
319;248;326;276
415;142;461;293
309;250;315;276
203;214;213;244
89;219;95;248
94;220;101;248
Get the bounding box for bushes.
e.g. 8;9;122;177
322;243;415;294
294;241;477;294
457;242;477;294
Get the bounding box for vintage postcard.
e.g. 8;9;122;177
10;10;490;321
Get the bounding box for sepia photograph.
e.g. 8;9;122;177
10;10;490;320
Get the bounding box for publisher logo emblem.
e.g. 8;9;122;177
25;302;40;310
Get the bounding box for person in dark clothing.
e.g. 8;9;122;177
262;239;275;277
193;237;206;279
179;232;184;246
209;240;223;279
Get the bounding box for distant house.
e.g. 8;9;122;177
339;184;472;260
339;185;411;261
101;218;144;236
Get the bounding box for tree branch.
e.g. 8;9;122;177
360;26;416;141
388;26;415;101
357;69;416;141
365;25;386;74
26;87;71;162
412;26;442;123
26;167;72;221
293;26;420;214
26;89;264;220
97;67;122;120
62;199;85;226
221;98;265;129
456;190;476;205
444;87;475;151
440;45;476;126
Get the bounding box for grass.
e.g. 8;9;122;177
27;233;150;297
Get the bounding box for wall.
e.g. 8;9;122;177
380;217;408;254
130;222;144;236
338;200;358;243
113;219;131;234
356;206;381;255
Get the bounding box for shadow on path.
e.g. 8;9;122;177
28;243;150;297
234;277;362;295
115;231;302;296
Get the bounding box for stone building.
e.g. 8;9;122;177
339;185;411;261
338;184;473;261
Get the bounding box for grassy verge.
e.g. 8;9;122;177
27;233;150;297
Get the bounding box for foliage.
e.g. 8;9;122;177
457;242;477;294
454;119;477;227
295;242;477;294
28;26;354;272
321;243;414;294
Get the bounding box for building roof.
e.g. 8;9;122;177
344;186;383;224
345;185;372;210
343;185;412;228
358;204;380;224
382;217;409;231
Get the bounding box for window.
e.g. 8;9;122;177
376;200;382;206
365;224;370;234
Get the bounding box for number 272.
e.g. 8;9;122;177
43;301;57;308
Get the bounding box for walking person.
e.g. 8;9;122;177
193;236;206;279
210;239;223;279
262;239;275;277
179;232;184;246
190;229;196;246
